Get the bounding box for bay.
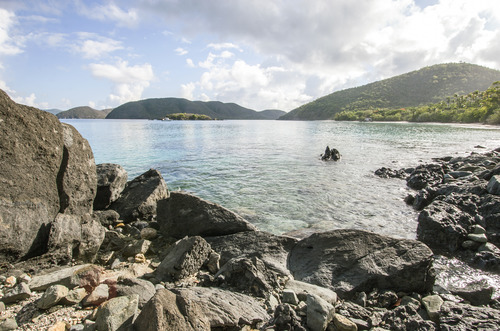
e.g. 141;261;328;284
62;119;500;239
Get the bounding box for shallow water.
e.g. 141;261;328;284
63;119;500;238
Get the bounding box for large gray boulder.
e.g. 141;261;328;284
109;169;168;223
94;163;128;210
288;229;435;298
206;231;297;276
158;191;256;238
94;294;139;331
0;90;63;260
417;200;474;252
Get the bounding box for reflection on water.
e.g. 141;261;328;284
63;119;500;239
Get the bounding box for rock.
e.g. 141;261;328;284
1;282;31;304
58;122;96;216
422;294;443;323
206;231;297;276
92;209;120;227
94;163;128;210
94;294;139;331
205;250;220;274
109;169;169;223
382;304;436;330
174;287;270;329
155;236;211;282
115;277;155;308
29;264;94;291
0;318;18;331
417;200;473;252
374;167;408;179
140;227;158;240
333;313;358;331
307;293;334;331
68;264;102;291
158;191;256;239
406;164;444;190
468;233;488;243
78;215;106;262
0;301;5;312
134;289;200;331
82;283;109;306
288;229;435;298
37;284;69;309
282;289;299;305
321;146;341;161
285;279;338;305
47;321;68;331
0;90;63;261
270;304;306;331
4;276;16;287
121;239;151;258
46;213;82;263
448;279;493;305
61;287;87;305
215;256;278;297
486;174;500;195
439;301;500;330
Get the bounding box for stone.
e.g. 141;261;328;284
1;282;31;304
307;293;334;331
68;264;102;291
333;313;358;331
271;304;306;331
156;236;211;282
205;250;220;274
406;164;444;190
93;209;120;227
61;287;87;305
78;216;106;262
37;284;69;309
422;295;444;323
439;301;500;330
4;276;16;287
95;294;139;331
82;283;109;306
486;174;500;195
140;227;158;240
206;230;297;277
215;256;278;297
133;289;199;331
374;167;408;179
0;318;18;331
29;264;94;291
46;213;82;263
158;191;256;239
94;163;128;210
47;321;68;331
121;239;151;258
448;279;493;306
58;122;96;216
468;233;488;243
321;146;341;161
285;279;338;305
472;224;487;234
382;304;436;330
267;293;279;311
288;229;435;298
115;277;156;308
282;289;299;305
417;200;474;252
109;169;169;223
0;301;5;312
0;90;63;261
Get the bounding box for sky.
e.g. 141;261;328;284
0;0;500;112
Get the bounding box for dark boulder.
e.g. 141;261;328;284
374;167;408;179
439;301;500;330
417;200;474;252
158;191;256;239
287;229;435;298
382;304;437;330
321;146;341;161
109;169;169;223
406;164;444;190
94;163;128;210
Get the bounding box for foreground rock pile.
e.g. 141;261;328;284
0;89;499;330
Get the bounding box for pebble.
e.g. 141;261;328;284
333;313;358;331
4;276;16;287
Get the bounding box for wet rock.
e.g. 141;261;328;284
94;294;139;331
116;277;155;308
155;236;211;282
417;200;473;252
374;167;408;179
439;301;500;330
37;284;69;309
206;230;297;276
307;293;334;331
94;163;128;210
321;146;341;161
1;282;31;304
288;229;435;298
109;169;169;223
406;164;444;190
158;192;256;239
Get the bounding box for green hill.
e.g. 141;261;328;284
106;98;274;120
279;63;500;120
57;106;113;119
258;109;287;120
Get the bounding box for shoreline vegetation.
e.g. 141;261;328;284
335;81;500;124
160;113;214;121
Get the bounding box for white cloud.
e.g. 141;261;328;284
74;35;123;59
207;42;241;51
11;92;48;108
186;58;195;67
78;2;138;28
175;47;188;56
88;60;154;105
0;9;23;55
181;82;195;100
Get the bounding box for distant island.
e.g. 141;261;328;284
279;63;500;122
163;113;214;120
56;106;113;119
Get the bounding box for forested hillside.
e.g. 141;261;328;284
56;106;112;119
280;63;500;120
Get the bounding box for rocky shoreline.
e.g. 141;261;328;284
1;89;500;330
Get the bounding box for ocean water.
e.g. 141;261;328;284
62;119;500;240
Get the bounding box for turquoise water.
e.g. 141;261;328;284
62;119;500;238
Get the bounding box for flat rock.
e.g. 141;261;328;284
439;301;500;330
29;264;94;291
109;169;169;223
285;279;337;305
94;163;128;210
158;191;256;239
1;282;31;304
288;229;435;298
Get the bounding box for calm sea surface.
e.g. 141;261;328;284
63;119;500;239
